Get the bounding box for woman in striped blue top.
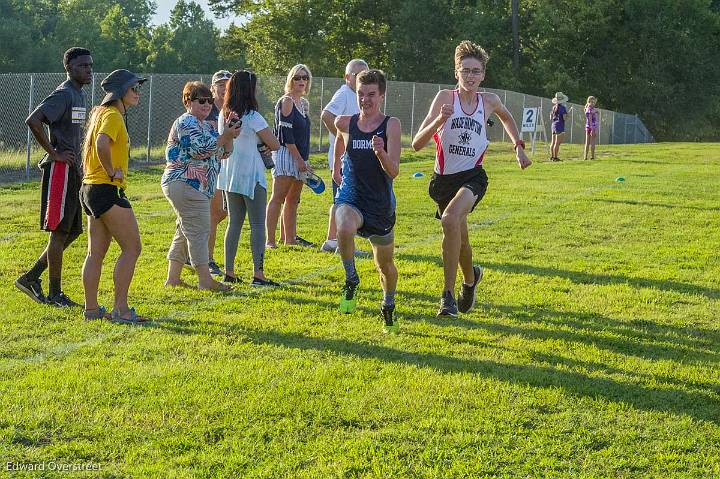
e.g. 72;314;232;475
265;64;313;248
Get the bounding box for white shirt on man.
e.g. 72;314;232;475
323;84;360;169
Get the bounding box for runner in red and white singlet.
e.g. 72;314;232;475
413;40;532;318
433;89;490;175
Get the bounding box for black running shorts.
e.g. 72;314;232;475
79;183;131;219
428;166;488;219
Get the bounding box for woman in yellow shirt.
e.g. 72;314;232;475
80;69;148;324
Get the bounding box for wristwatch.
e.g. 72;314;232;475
514;140;526;151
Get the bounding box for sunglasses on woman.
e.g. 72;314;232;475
293;75;309;82
193;97;213;105
130;84;142;93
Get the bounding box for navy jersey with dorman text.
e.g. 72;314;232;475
336;114;396;234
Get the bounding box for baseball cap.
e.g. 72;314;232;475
302;172;326;194
212;70;232;84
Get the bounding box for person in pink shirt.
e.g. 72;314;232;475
584;96;598;160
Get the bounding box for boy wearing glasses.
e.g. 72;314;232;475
412;40;531;317
15;47;92;307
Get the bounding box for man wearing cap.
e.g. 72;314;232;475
15;47;92;307
320;59;368;253
206;69;232;276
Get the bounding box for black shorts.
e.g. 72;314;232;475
39;161;83;235
358;211;395;242
79;183;132;218
428;166;488;219
337;202;395;241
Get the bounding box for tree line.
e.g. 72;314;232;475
3;0;719;141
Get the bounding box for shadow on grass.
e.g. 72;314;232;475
592;198;720;212
615;158;665;165
400;292;720;364
485;260;720;299
529;350;720;396
151;308;720;424
399;255;720;300
238;327;720;425
0;166;40;185
156;275;720;366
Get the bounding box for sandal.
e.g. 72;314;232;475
84;305;111;321
110;307;150;325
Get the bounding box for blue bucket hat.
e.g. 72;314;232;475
100;69;147;106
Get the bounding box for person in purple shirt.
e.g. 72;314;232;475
549;92;568;162
584;96;598;160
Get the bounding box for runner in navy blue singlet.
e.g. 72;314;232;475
335;114;395;238
333;69;401;333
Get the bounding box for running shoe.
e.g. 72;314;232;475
251;277;280;287
321;239;338;252
295;236;316;248
381;303;399;334
14;275;46;304
458;265;483;313
333;246;371;258
339;278;359;313
208;260;223;276
437;290;458;317
46;291;81;308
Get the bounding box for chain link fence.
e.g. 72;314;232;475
0;72;653;183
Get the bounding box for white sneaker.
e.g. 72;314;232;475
321;239;338;252
334;246;371;258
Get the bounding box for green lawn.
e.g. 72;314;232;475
1;142;719;478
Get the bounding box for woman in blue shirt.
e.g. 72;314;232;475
218;71;281;286
265;64;313;248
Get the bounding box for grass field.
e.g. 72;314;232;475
1;142;719;478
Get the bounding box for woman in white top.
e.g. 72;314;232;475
218;70;281;286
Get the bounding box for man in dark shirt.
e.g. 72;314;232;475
206;70;231;275
206;70;230;130
15;47;93;307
